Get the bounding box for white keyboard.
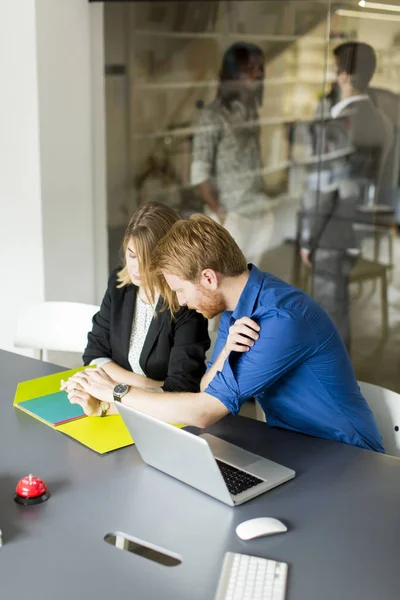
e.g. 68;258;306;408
214;552;288;600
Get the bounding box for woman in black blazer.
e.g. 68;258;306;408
82;202;210;396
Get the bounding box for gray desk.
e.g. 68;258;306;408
1;350;400;600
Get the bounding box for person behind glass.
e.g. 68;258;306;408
63;202;210;416
191;41;274;267
300;42;393;350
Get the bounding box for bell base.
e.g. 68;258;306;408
14;492;50;506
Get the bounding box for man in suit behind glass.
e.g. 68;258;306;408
300;42;393;351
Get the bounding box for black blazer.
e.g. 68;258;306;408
83;269;210;392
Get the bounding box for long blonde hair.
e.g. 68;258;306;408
117;202;180;313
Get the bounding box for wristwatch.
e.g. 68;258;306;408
113;383;131;403
99;401;110;417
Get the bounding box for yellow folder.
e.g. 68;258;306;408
57;415;133;454
14;366;134;454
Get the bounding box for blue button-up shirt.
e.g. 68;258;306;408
205;265;384;453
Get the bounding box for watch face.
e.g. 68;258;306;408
114;383;129;396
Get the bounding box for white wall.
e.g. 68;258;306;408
0;0;107;356
35;0;107;303
90;6;109;303
0;2;45;353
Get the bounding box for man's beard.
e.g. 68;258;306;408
194;287;226;320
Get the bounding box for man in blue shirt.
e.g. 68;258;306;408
204;264;383;452
65;215;384;453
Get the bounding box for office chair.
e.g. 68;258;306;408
293;195;393;338
260;239;391;339
359;380;400;458
14;301;100;361
299;249;391;339
368;87;400;210
254;401;267;423
359;87;399;283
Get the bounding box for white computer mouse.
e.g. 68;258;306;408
236;517;287;541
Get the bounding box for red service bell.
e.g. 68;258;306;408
14;474;50;506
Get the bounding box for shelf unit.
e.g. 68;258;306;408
136;146;354;201
104;1;332;226
131;29;221;40
131;113;327;140
132;76;326;91
131;29;326;44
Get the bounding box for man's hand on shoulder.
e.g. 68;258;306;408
223;317;260;357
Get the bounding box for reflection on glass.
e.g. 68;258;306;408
299;41;394;350
190;41;274;266
103;1;400;393
104;532;182;566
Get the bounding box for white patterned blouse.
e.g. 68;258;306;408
90;295;156;376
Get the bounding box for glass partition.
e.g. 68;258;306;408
103;0;400;392
104;0;331;258
325;3;400;390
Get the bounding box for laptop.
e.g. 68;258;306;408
117;404;295;506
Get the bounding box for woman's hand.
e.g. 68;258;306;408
223;317;260;356
61;368;115;403
68;388;102;417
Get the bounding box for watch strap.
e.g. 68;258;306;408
113;384;131;403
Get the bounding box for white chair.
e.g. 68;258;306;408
358;381;400;458
14;301;100;361
254;401;267;423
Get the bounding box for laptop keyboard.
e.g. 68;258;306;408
216;460;264;496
